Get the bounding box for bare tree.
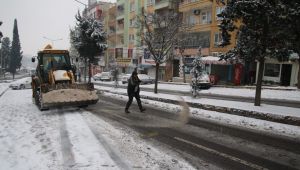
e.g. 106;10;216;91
136;10;184;93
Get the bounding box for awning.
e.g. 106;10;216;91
201;56;231;65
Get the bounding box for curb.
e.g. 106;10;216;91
97;89;300;126
158;81;298;91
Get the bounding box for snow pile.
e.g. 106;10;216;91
42;89;98;104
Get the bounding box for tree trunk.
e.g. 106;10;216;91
243;61;250;85
84;58;87;83
88;59;92;83
154;62;159;94
298;58;300;89
255;59;265;106
182;55;186;83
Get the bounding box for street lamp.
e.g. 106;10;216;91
43;36;63;47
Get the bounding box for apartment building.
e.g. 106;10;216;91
177;0;240;84
113;0;144;73
107;5;117;68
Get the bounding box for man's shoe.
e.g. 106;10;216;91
140;108;146;112
125;109;130;114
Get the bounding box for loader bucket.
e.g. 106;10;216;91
41;89;98;107
39;83;99;108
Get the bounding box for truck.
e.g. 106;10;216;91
31;44;99;110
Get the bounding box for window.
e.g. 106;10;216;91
130;18;135;27
147;0;153;6
130;2;135;12
264;64;280;77
216;6;225;20
201;11;211;24
115;48;123;58
128;49;133;58
214;32;222;46
190;15;196;25
186;14;196;26
129;34;135;42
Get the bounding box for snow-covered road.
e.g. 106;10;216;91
0;84;195;169
1;78;300;169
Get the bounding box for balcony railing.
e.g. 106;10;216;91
117;11;125;19
180;0;201;6
154;0;171;10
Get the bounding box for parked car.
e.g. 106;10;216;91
121;73;155;84
138;74;155;84
121;74;131;84
9;77;32;90
93;72;111;81
191;72;211;89
93;73;102;81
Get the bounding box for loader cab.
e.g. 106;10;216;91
42;54;70;71
37;50;71;83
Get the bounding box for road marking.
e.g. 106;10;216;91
174;137;268;170
58;110;76;169
80;111;131;170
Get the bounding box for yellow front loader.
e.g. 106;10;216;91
31;45;98;110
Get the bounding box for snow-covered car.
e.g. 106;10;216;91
9;77;32;90
93;72;111;81
121;74;131;84
191;72;211;89
138;74;155;84
93;73;102;81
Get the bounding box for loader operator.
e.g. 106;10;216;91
44;56;67;71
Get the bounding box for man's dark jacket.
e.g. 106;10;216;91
127;75;141;95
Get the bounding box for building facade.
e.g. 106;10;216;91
113;0;144;74
84;0;299;86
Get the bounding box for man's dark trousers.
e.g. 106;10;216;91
125;93;143;110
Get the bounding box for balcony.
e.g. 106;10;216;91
179;0;212;11
108;30;116;36
117;4;125;19
180;0;201;6
154;0;172;10
117;12;125;20
108;20;116;26
116;29;124;34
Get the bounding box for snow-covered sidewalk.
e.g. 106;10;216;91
95;80;300;102
96;85;300;119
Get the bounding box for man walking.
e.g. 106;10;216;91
125;71;146;113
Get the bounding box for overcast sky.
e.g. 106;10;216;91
0;0;115;56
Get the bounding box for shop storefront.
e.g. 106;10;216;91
257;58;299;86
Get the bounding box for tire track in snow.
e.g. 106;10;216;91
0;87;9;97
58;109;76;169
79;110;131;170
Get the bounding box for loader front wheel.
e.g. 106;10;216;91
78;105;88;108
35;89;48;111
